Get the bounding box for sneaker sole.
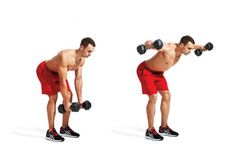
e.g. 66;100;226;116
159;133;178;137
46;137;64;142
60;134;80;138
145;136;163;141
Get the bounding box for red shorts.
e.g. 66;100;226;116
137;61;168;95
36;61;71;96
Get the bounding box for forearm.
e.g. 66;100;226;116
74;78;83;103
194;44;206;51
60;80;70;104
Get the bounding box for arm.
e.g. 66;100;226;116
145;39;164;50
57;54;71;110
194;44;207;51
74;59;85;104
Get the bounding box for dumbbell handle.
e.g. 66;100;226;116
137;39;163;55
145;39;163;50
58;102;80;114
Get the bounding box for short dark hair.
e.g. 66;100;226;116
179;35;195;45
80;37;96;47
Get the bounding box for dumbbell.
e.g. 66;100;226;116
58;100;92;114
81;100;92;110
137;39;163;55
195;42;214;56
58;102;80;114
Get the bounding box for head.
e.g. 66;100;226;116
179;35;195;55
79;37;96;57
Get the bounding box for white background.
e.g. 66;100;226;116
0;0;236;156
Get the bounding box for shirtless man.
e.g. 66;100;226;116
36;37;96;142
137;35;207;141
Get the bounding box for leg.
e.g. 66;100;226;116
62;92;72;128
146;94;157;129
159;90;179;137
47;95;58;131
159;90;171;127
60;92;80;138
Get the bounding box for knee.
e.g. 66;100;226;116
162;91;171;101
48;95;58;105
148;94;157;104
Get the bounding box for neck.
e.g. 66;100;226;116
175;44;182;56
75;49;83;58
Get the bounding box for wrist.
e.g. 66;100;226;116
78;98;83;104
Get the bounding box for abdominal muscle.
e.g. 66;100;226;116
145;52;175;72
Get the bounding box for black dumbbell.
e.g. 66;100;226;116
195;42;214;56
58;102;80;114
153;39;164;49
204;42;213;51
82;100;92;110
137;45;146;55
137;39;163;55
194;49;202;56
58;101;92;114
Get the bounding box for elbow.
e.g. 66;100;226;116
75;76;82;81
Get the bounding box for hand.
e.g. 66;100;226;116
64;102;72;111
195;45;206;51
144;40;154;49
78;100;83;108
199;45;207;51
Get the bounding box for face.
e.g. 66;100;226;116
180;41;194;55
80;44;95;58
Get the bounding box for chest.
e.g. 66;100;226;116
67;59;82;71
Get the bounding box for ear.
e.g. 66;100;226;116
179;43;184;48
80;45;84;50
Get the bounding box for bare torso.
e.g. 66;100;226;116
46;49;84;72
145;43;182;71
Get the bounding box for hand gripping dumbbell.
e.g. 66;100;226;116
137;39;163;55
58;100;92;114
195;42;214;56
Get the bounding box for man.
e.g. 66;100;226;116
137;35;206;141
36;37;96;142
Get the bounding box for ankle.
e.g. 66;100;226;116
62;125;69;129
148;127;155;131
48;128;54;132
161;124;168;128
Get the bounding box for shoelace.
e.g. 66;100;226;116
64;126;75;134
150;128;158;135
165;126;173;132
52;129;59;136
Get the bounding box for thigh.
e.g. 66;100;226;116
154;76;169;91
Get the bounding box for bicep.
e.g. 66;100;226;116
75;59;84;78
75;66;82;79
58;66;68;80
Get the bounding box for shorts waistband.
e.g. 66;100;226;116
143;61;164;75
42;61;59;75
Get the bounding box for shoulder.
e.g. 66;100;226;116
59;49;76;59
59;49;74;55
156;43;175;56
162;43;176;52
57;50;72;66
164;43;176;49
